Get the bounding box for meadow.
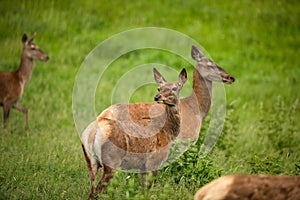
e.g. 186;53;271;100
0;0;299;199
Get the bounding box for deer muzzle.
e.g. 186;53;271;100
154;94;161;102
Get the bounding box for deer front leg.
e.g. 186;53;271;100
140;172;147;188
95;165;114;194
140;170;157;189
13;103;28;127
3;104;11;126
149;170;158;188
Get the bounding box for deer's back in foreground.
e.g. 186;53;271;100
194;174;300;200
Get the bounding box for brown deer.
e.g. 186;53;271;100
81;68;187;199
194;174;300;200
177;45;235;141
0;33;49;127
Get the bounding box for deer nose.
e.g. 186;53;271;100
229;75;235;82
42;55;50;62
154;94;161;101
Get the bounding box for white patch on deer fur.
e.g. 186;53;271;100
207;61;213;66
81;122;94;152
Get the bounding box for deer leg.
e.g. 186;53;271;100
140;162;149;188
89;161;100;199
142;151;165;189
95;165;114;194
149;170;157;188
140;170;157;189
3;104;11;125
82;144;100;200
140;172;147;188
13;103;28;126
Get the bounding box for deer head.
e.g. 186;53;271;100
191;45;234;84
153;68;187;106
22;33;49;62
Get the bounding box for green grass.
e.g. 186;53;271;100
0;0;299;199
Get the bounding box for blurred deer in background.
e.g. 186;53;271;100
0;33;49;127
177;45;235;141
81;68;187;199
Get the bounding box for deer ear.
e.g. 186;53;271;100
178;68;187;85
191;45;205;61
153;68;167;84
22;33;28;44
28;33;36;44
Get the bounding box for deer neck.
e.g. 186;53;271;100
164;104;181;140
188;68;212;118
17;52;34;86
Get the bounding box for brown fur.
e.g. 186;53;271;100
0;33;49;127
194;174;300;200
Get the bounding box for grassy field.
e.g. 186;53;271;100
0;0;299;199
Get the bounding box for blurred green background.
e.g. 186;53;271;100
0;0;299;199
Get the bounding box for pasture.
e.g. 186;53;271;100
0;0;299;199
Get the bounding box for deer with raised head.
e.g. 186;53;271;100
0;33;49;127
81;68;187;199
194;174;300;200
177;45;235;141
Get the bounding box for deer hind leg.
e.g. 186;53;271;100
82;144;100;200
95;164;114;194
13;103;28;127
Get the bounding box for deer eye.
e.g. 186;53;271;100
172;86;177;91
157;87;160;92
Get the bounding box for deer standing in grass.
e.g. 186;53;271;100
0;33;49;127
81;68;187;199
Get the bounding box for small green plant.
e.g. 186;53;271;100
164;138;221;187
